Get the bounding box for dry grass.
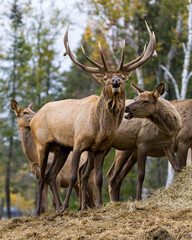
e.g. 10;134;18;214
1;166;192;240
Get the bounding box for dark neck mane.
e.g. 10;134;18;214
95;88;126;144
148;98;181;136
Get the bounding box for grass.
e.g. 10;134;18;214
1;166;192;239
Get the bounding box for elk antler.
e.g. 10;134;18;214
64;24;108;74
118;21;156;72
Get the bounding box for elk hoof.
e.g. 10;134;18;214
96;203;102;209
59;204;68;213
177;168;182;173
82;205;88;211
35;210;41;216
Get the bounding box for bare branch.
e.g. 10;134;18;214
182;42;187;54
161;64;181;100
187;70;192;81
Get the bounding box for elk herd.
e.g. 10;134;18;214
10;21;192;216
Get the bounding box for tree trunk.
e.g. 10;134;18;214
186;148;192;165
0;198;4;220
163;14;182;186
165;162;175;187
5;136;13;218
136;68;144;87
181;0;192;99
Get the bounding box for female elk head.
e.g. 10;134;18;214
125;83;165;119
11;99;35;127
63;22;156;98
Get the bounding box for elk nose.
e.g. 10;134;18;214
112;78;120;84
125;105;130;113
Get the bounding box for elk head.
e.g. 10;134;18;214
11;99;35;127
63;21;156;98
124;83;165;119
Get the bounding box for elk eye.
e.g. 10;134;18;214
23;111;28;115
143;101;149;103
122;76;125;80
104;76;107;81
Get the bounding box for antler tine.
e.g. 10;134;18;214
118;39;126;71
120;44;146;71
151;32;157;59
63;25;105;73
98;42;109;71
81;45;103;69
126;21;156;72
121;21;156;73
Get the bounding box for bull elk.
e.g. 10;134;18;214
11;99;95;212
30;21;156;215
106;83;182;201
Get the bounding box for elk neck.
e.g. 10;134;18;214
19;126;38;165
148;98;181;136
96;87;126;141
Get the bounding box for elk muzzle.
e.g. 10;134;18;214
124;105;134;119
112;77;121;94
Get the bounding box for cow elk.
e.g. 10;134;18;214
106;83;182;201
11;99;95;212
171;99;192;168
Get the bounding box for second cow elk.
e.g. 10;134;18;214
106;83;182;201
108;99;192;201
30;21;156;215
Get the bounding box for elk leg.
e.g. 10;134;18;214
52;172;62;212
36;179;45;216
112;151;137;201
74;185;80;199
177;142;188;169
81;152;95;210
74;172;93;211
163;147;180;172
46;149;70;211
86;169;96;208
78;160;88;210
36;144;50;216
107;150;132;201
136;145;148;201
41;183;48;213
94;151;108;209
60;149;81;212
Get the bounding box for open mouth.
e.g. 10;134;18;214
124;112;134;120
112;83;120;93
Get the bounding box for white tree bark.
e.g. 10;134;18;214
181;0;192;99
186;148;192;165
135;67;144;86
161;64;181;100
161;14;183;187
161;2;192;186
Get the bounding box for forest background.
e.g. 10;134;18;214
0;0;191;218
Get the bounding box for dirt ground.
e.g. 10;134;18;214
1;166;192;240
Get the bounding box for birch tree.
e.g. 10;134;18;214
160;0;192;186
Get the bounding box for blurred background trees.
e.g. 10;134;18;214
0;0;191;218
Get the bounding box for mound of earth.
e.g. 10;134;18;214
1;166;192;239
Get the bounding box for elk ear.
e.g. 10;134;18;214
11;99;21;115
28;103;33;110
124;71;134;81
131;83;145;94
91;74;104;83
153;83;165;99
